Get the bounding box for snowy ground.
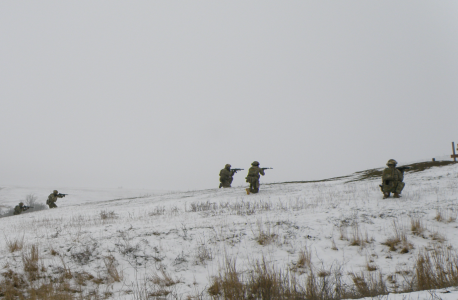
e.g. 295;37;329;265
1;161;458;299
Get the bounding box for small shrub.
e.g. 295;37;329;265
24;194;47;213
100;210;118;220
149;206;166;216
195;244;213;265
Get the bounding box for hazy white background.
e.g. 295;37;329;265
1;1;457;191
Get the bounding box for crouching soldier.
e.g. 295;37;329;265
47;190;65;208
381;159;405;199
219;164;235;188
245;161;265;194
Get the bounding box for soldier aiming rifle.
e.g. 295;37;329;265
13;202;33;215
219;164;244;188
47;190;68;208
245;161;272;195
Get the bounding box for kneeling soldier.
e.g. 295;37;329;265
219;164;235;188
245;161;265;194
381;159;405;199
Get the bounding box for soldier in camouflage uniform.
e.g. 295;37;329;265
219;164;235;188
47;190;64;208
245;161;265;194
381;159;405;199
13;202;25;215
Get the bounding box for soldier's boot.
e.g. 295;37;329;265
393;193;401;198
383;192;390;199
245;188;250;195
219;183;222;188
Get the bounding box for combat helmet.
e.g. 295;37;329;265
225;164;231;169
386;159;397;166
252;161;260;166
19;202;24;206
53;190;58;194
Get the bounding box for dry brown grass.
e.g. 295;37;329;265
0;247;86;299
296;247;312;270
99;210;118;220
349;272;388;298
339;226;347;241
4;235;24;252
382;221;413;253
208;255;394;300
254;220;277;246
430;231;447;243
434;210;444;222
148;206;166;216
382;236;401;251
349;225;371;248
411;217;426;236
103;255;123;282
415;247;458;290
22;244;40;281
195;244;213;265
434;209;457;223
145;267;182;297
331;239;338;251
366;258;378;271
206;246;458;300
209;257;301;299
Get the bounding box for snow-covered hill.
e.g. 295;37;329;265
1;161;458;299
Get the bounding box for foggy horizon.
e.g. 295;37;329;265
1;1;457;191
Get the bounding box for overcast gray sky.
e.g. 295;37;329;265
1;1;457;191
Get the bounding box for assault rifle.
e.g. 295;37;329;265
231;168;244;174
396;166;411;173
262;168;273;170
57;193;68;197
23;206;33;211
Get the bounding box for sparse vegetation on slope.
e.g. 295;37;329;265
0;160;457;299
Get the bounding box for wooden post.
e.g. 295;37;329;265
432;158;435;162
453;142;457;162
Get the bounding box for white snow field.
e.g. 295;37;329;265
1;161;458;299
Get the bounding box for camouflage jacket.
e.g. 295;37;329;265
47;193;64;204
382;166;403;183
219;168;233;181
247;166;265;179
13;205;23;215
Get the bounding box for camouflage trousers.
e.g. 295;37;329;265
246;176;260;193
220;180;232;188
48;202;58;209
220;178;233;188
382;181;405;194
